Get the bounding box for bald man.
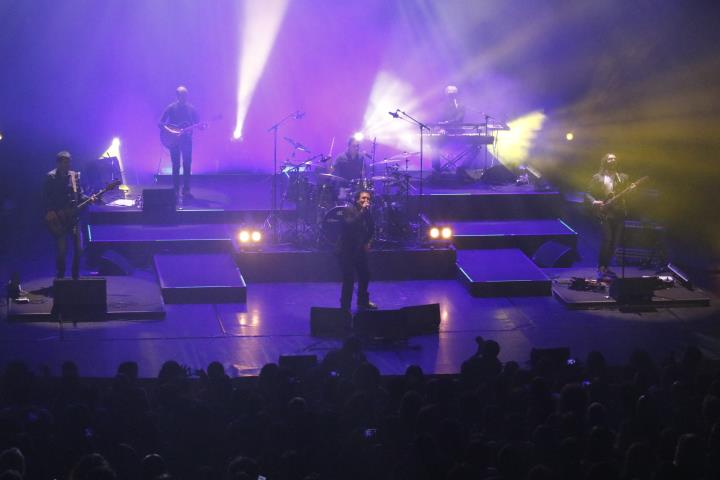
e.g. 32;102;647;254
159;85;199;199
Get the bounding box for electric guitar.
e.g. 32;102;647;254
594;176;649;219
159;114;221;149
45;179;121;237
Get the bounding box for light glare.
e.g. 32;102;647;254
251;231;262;242
239;230;250;243
441;227;452;239
429;227;440;239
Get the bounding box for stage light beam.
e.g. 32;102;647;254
233;0;290;140
361;71;423;152
494;110;547;167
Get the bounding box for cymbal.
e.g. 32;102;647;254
371;158;402;165
318;173;347;182
284;136;312;153
371;176;393;181
386;151;419;160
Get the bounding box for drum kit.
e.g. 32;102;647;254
279;136;418;247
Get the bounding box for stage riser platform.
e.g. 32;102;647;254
88;209;288;225
235;248;456;283
456;249;552;297
409;192;562;220
154;254;247;304
453;235;576;254
7;276;166;322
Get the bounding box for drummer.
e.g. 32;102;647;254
332;136;365;181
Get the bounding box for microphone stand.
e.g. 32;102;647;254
396;110;430;220
266;111;301;244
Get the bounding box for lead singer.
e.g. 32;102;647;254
337;190;377;312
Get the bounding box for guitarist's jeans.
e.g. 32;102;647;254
56;224;82;279
599;215;624;270
170;137;192;194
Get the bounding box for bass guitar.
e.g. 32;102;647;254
45;179;121;237
594;176;649;219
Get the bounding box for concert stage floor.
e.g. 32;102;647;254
1;268;717;378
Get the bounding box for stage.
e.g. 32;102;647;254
1;174;717;378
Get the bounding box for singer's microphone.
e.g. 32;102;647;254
388;110;400;118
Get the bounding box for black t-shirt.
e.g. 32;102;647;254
44;169;83;212
333;153;364;181
160;101;199;129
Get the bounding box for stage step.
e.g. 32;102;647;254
456;249;552;297
87;223;236;261
441;219;577;253
153;254;247;304
235;247;456;282
410;187;562;220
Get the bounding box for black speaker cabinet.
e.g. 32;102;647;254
354;309;407;339
52;278;107;318
532;240;577;268
401;303;441;336
609;277;658;304
310;307;352;337
142;188;176;214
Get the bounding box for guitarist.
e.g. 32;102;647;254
586;153;629;278
159;85;199;200
43;151;88;280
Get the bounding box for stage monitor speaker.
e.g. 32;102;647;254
52;278;107;318
530;347;570;369
401;303;441;336
481;164;516;185
354;309;406;340
609;277;657;304
97;250;133;276
310;307;352;337
279;354;317;376
142;188;176;215
532;241;577;268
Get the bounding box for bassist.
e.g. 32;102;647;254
159;85;199;200
586;153;630;278
43;151;86;279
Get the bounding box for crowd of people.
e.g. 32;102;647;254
1;338;719;480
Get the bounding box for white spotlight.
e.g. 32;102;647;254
441;227;453;239
429;227;440;239
238;230;250;243
233;0;290;140
353;132;365;142
251;230;262;242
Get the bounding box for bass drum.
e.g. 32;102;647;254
320;204;350;248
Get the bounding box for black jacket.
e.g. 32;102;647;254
338;205;374;253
